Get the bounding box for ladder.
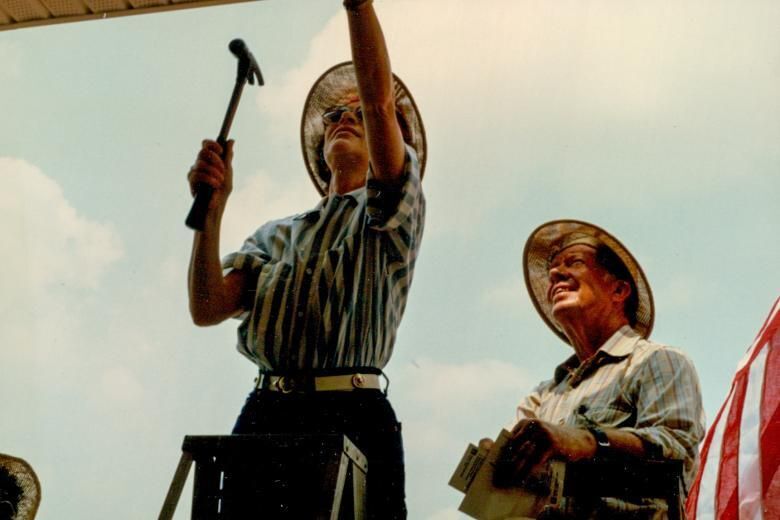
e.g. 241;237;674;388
159;434;367;519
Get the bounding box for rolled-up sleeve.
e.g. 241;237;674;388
621;348;706;488
221;227;273;274
220;227;275;317
517;382;546;420
366;144;424;234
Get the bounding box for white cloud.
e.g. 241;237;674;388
0;156;126;393
393;357;532;465
220;168;314;250
255;0;678;125
395;357;530;410
254;14;348;144
392;357;534;518
252;0;779;236
0;157;124;296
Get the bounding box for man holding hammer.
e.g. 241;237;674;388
186;0;425;517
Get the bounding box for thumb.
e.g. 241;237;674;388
224;139;235;163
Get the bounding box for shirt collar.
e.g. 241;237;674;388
598;324;640;358
293;209;320;222
293;189;362;222
553;325;640;384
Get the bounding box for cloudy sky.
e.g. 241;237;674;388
1;0;778;517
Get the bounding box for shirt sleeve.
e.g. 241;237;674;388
220;225;276;315
506;380;548;431
620;347;706;490
221;224;274;274
365;143;425;234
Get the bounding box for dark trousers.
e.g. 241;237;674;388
231;388;407;519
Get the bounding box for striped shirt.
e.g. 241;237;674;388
512;326;706;512
222;145;424;372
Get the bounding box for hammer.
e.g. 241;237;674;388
186;38;264;231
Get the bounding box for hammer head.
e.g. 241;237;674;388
229;38;264;86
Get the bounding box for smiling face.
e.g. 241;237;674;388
546;244;631;332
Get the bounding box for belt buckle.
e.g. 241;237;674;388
275;376;295;394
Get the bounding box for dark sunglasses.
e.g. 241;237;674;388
322;105;363;125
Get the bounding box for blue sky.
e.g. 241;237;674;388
1;0;779;517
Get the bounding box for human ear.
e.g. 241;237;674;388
614;280;631;302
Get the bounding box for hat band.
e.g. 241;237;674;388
548;234;602;263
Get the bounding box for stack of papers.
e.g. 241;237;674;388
448;429;566;519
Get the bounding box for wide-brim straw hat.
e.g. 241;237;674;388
523;219;654;344
0;453;41;519
301;61;427;196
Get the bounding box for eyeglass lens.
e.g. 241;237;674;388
323;106;363;124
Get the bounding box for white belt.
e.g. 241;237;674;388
255;373;382;393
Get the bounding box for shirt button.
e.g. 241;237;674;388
297;311;303;317
558;419;565;425
305;268;313;275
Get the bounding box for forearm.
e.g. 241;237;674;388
556;425;647;461
188;214;235;326
346;0;393;106
186;137;243;325
345;0;406;183
598;428;647;459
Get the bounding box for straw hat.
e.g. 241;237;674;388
523;219;654;344
300;61;426;196
0;453;40;520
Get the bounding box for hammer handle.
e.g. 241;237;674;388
185;186;214;231
185;79;246;231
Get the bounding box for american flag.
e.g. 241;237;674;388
686;297;780;519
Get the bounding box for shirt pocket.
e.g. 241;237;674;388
322;232;361;276
577;401;636;429
249;261;292;318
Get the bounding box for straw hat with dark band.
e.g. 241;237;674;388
523;219;654;344
300;61;427;196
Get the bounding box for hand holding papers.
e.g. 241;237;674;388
449;429;566;519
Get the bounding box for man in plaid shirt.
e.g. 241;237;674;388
486;220;705;518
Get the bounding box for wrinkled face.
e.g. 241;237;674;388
322;92;368;168
546;244;626;329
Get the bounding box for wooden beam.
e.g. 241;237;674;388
0;0;257;31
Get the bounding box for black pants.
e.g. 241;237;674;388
231;388;407;519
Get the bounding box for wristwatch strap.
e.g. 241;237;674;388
588;426;610;458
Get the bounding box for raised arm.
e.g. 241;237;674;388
186;139;249;326
344;0;407;186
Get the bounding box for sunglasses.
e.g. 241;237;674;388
322;105;363;125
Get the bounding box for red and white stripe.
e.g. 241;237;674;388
686;297;780;519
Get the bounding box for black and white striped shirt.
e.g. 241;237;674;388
222;145;424;372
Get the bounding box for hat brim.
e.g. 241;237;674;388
0;453;41;518
523;219;654;344
300;61;427;196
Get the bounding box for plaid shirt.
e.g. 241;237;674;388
222;145;424;372
513;326;706;516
